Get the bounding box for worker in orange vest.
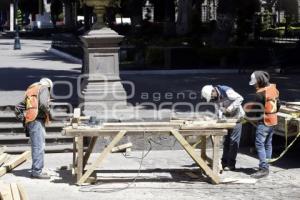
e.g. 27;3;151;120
247;71;280;179
25;78;53;179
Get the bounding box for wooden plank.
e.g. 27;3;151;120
73;108;81;119
103;122;181;127
200;136;207;160
10;183;21;200
125;147;131;156
83;136;98;168
72;137;77;175
181;123;236;130
111;143;133;153
0;166;7;177
63;128;174;137
0;183;13;200
64;127;228;137
0;146;6;155
76;136;84;181
212;136;221;174
77;130;127;185
4;151;31;171
0;153;8;166
170;129;220;184
180;130;228;136
280;106;300;115
17;183;29;200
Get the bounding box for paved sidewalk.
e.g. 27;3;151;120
0;39;80;106
0;150;300;200
1;38;300;109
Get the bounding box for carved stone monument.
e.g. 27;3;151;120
80;0;127;118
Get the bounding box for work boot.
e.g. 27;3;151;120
223;166;236;171
31;172;51;179
251;169;269;179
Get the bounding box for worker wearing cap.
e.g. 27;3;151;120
201;85;245;171
24;78;53;179
247;71;280;178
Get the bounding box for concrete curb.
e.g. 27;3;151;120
46;48;82;64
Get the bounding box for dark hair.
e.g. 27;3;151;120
254;71;270;88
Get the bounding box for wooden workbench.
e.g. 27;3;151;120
63;120;236;185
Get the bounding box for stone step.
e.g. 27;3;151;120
0;122;65;133
0;112;72;122
2;143;74;154
0;134;73;144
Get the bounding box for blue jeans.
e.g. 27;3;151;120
255;124;274;170
222;123;242;167
27;120;46;176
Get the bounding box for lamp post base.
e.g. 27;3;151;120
14;36;21;50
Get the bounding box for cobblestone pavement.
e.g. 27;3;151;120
1;150;300;200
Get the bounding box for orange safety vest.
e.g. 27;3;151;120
24;83;42;123
257;84;279;126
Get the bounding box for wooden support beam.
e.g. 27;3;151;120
111;143;133;153
0;153;8;166
212;136;221;174
77;130;127;185
72;137;77;175
17;184;29;200
10;183;21;200
83;137;98;169
4;151;31;171
0;166;7;177
200;136;207;160
181;122;236;130
0;182;13;200
76;136;84;181
170;130;220;184
0;146;6;155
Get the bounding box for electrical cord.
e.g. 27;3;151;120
79;121;178;193
79;131;152;193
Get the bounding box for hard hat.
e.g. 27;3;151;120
40;78;53;88
201;85;214;102
249;72;257;86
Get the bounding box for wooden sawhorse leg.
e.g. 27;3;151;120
76;136;84;181
77;130;127;185
212;136;221;174
171;130;220;184
200;136;207;160
83;136;98;169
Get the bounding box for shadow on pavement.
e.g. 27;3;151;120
52;168;210;185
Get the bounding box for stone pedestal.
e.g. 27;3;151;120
80;28;127;118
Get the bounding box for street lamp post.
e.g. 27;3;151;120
14;0;21;50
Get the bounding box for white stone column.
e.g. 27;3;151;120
10;3;14;31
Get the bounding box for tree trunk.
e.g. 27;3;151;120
164;0;175;36
212;0;235;47
176;0;193;35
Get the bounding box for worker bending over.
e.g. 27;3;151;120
23;78;53;179
201;85;245;171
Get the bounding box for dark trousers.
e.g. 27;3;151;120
222;123;242;167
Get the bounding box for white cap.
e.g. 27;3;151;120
40;78;53;88
249;72;257;86
201;85;214;102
